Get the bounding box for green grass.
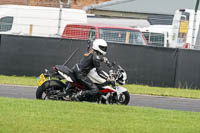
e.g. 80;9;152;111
126;84;200;99
0;97;200;133
1;75;200;99
0;75;36;86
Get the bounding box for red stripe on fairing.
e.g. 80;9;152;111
72;82;84;89
100;88;115;93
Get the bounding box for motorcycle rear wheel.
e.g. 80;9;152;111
36;81;64;100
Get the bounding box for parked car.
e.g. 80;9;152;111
62;24;148;45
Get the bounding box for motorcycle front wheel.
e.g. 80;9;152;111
118;91;130;105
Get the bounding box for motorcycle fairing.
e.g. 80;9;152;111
58;71;73;82
55;65;75;82
100;86;116;93
115;86;128;94
87;68;107;84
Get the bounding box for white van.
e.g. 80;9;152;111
137;9;200;49
0;5;87;37
171;9;200;48
137;25;172;47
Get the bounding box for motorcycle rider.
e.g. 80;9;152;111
72;39;110;101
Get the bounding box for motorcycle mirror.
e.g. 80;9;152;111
87;40;92;44
88;36;95;45
87;39;93;51
118;65;123;70
112;61;116;66
45;69;48;73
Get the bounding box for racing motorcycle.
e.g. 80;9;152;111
36;62;130;105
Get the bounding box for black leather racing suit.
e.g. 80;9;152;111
73;50;108;99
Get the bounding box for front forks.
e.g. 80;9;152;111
100;92;118;104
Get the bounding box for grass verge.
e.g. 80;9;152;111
1;75;200;99
0;97;200;133
0;75;36;86
126;84;200;99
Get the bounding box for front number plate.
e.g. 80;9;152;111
37;73;47;86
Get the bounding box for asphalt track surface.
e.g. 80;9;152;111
0;84;200;112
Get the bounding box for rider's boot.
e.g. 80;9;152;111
71;91;85;101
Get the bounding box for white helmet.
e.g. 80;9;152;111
92;39;108;55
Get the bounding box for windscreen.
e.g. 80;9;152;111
0;16;13;32
143;32;164;47
99;28;146;45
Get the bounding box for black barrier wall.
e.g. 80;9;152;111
175;49;200;88
107;44;177;87
0;35;87;76
0;34;200;89
0;35;1;47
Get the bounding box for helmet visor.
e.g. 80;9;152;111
99;46;107;52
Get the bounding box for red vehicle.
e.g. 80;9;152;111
62;24;148;45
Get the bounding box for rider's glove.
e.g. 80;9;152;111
102;57;113;67
107;76;114;82
102;57;109;64
106;77;112;82
107;77;115;86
